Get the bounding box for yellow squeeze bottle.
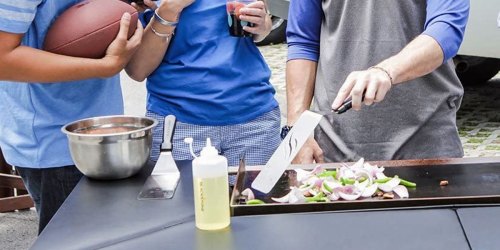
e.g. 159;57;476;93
190;138;230;230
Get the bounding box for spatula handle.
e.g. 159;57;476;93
161;115;176;151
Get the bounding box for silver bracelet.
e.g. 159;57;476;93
151;26;174;41
154;9;178;27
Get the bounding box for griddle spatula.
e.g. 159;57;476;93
138;115;179;200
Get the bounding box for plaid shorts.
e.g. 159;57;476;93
147;107;281;167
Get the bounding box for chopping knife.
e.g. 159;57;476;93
138;115;180;200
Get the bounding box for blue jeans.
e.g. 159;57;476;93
16;165;82;234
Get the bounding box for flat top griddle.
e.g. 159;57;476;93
230;158;500;216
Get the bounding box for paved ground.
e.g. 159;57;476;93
1;43;499;250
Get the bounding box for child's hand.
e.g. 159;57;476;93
131;0;157;12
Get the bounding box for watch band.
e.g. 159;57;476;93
280;125;293;139
154;9;179;27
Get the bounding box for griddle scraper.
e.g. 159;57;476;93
138;115;179;200
251;111;323;193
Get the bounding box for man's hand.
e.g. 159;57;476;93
292;137;324;164
102;13;144;77
240;1;271;41
331;67;392;111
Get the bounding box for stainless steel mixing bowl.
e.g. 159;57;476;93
61;116;158;180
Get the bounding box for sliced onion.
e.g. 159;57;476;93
311;165;324;175
393;185;409;198
241;188;255;201
271;187;306;203
288;188;306;204
338;191;362;201
314;178;324;188
375;172;387;180
271;193;290;203
361;183;378;198
378;177;401;192
355;180;369;190
355;169;373;184
328;192;340;201
351;158;365;170
295;169;312;182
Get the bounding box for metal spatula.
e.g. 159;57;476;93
138;115;180;200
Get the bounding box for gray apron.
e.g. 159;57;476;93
314;0;464;162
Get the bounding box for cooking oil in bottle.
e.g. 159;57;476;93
188;138;230;230
193;175;230;230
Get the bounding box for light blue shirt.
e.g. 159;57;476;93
0;0;124;168
287;0;470;63
140;0;278;126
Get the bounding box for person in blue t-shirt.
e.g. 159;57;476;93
0;1;142;233
127;0;280;166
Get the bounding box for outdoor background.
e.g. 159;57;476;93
1;43;500;249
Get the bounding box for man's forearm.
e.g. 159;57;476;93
286;59;317;125
377;34;444;85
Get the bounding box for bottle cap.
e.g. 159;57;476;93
200;138;219;157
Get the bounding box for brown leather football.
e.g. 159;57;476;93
44;0;138;59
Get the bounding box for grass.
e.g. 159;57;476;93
474;132;491;138
459;126;476;132
486;145;500;151
467;138;486;144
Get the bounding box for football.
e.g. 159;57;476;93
44;0;138;59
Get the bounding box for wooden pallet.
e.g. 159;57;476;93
0;149;33;212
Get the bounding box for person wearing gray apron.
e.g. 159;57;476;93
285;0;469;163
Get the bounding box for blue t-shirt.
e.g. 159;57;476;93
142;0;278;126
0;0;123;168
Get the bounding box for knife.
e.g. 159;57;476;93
138;115;180;200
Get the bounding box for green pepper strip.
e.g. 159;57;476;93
322;181;333;193
341;178;356;185
246;199;265;205
374;177;392;184
394;176;417;188
374;176;417;188
305;192;325;202
306;195;328;203
318;170;337;178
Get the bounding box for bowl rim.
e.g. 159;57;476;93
61;115;159;137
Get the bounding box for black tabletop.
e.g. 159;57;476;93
32;160;499;250
32;161;195;250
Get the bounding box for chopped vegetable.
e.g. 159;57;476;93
246;199;265;205
270;158;416;204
